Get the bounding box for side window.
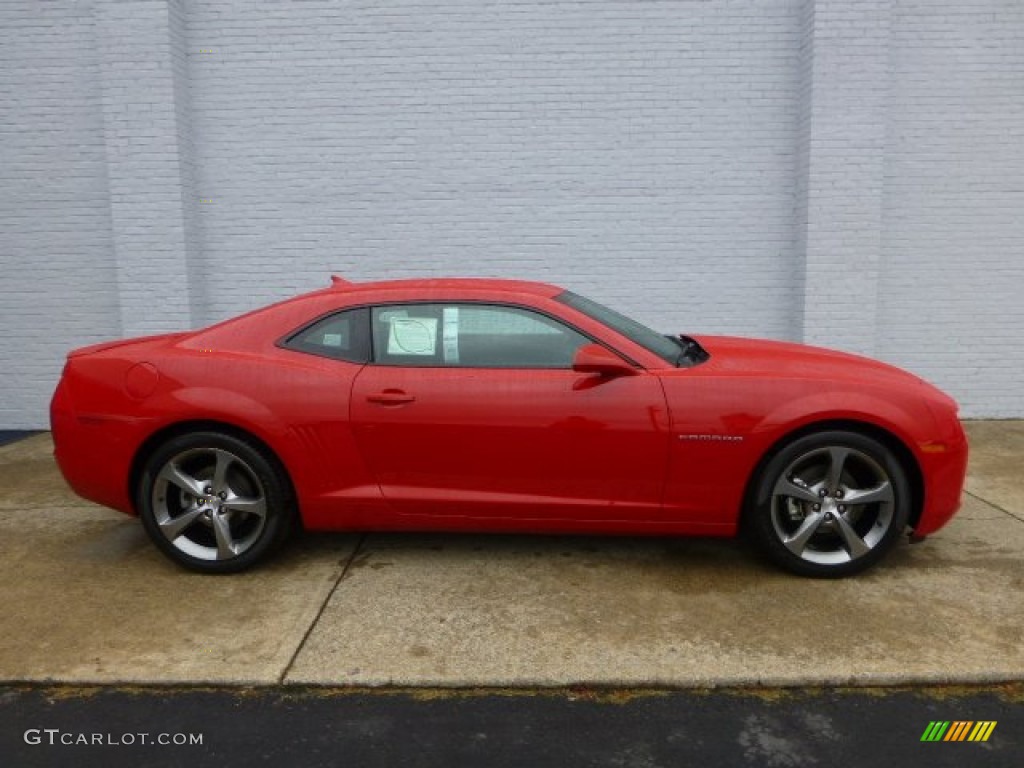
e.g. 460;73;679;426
371;304;590;368
284;307;370;363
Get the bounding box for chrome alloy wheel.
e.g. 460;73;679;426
151;447;268;561
770;446;896;566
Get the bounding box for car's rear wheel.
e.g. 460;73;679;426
747;430;910;577
138;432;294;573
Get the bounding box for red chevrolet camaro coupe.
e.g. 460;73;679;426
51;276;968;577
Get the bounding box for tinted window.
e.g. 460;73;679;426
285;307;370;363
371;304;590;368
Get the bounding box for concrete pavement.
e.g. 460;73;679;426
0;435;354;684
0;422;1021;687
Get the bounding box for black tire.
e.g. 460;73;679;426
137;431;295;573
745;430;910;578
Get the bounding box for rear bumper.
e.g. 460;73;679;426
913;418;969;536
50;377;142;516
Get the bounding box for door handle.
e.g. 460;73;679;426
366;390;416;405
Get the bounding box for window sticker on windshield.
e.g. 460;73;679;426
322;333;343;347
388;318;437;355
442;307;459;364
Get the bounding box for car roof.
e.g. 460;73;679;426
327;276;564;298
187;275;569;351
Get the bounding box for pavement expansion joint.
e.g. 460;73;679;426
279;534;367;684
964;490;1024;525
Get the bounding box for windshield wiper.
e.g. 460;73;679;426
665;334;707;367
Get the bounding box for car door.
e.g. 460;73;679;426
349;302;671;522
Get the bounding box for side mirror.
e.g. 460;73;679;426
572;343;636;377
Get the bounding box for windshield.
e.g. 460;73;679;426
555;291;685;366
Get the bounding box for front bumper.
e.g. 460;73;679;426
913;417;969;536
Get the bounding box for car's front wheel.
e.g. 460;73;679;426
138;431;294;573
747;430;911;577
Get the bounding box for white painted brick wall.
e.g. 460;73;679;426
1;0;1022;427
95;0;197;335
799;0;891;356
186;0;804;338
0;1;121;429
878;1;1024;417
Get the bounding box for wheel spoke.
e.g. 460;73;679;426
771;441;897;568
833;513;870;558
211;451;232;495
158;505;204;540
825;447;849;492
159;463;205;498
842;481;893;506
774;477;822;505
782;511;827;556
152;446;270;564
211;512;238;559
223;495;266;518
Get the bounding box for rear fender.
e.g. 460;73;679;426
156;387;290;442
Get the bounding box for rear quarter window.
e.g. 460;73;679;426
283;307;370;363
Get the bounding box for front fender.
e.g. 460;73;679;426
756;386;935;463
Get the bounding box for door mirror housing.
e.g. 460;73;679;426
572;344;636;377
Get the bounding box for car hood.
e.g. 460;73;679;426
689;335;926;388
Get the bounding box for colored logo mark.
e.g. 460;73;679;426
920;721;997;742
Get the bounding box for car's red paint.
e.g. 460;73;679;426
350;364;668;522
51;277;967;541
